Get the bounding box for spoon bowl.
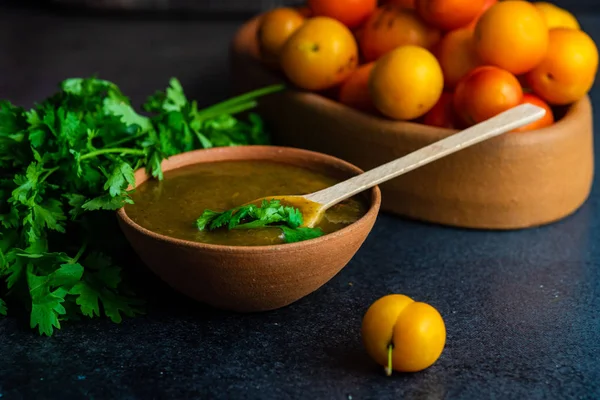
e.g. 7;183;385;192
244;195;325;228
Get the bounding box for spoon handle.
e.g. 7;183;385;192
305;103;547;208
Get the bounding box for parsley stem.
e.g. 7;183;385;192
194;101;258;122
80;148;145;160
194;84;284;120
103;132;146;149
71;241;88;264
40;166;60;183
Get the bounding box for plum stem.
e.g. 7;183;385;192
385;344;393;376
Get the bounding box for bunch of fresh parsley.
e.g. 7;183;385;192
196;199;324;244
0;77;283;335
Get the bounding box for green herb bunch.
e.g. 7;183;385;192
0;77;283;335
196;199;324;243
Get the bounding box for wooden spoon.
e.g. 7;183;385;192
256;104;547;228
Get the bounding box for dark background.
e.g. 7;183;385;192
8;0;600;15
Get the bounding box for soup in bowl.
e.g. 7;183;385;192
116;145;381;312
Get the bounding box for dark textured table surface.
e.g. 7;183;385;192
1;5;599;400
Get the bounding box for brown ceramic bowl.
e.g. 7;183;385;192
116;146;381;312
229;15;595;230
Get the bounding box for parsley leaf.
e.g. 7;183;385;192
27;262;84;336
11;161;45;204
63;193;88;219
0;298;6;316
102;161;135;197
70;281;142;323
163;78;187;112
195;209;221;231
280;226;324;244
196;200;324;244
0;207;20;230
69;253;142;322
0;100;26;135
4;249;23;289
103;97;152;133
82;193;134;211
33;198;67;233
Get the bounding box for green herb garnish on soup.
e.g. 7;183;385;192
126;160;368;247
196;199;324;244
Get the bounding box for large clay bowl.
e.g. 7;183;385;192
229;15;595;230
116;146;381;312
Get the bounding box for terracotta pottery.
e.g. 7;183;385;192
116;146;381;312
229;15;595;230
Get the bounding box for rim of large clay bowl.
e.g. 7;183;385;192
116;145;382;254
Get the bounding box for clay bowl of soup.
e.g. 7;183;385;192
116;146;381;312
